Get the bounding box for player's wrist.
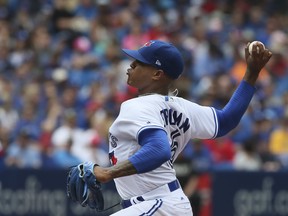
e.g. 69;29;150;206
82;162;96;175
243;70;258;86
93;166;112;183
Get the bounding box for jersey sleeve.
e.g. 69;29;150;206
183;100;218;139
118;99;165;141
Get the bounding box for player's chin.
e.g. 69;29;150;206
126;78;132;86
127;81;135;87
126;79;137;88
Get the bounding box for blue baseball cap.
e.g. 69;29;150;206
122;40;184;79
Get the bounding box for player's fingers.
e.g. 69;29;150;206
251;42;258;54
257;42;265;51
263;49;272;61
245;42;250;57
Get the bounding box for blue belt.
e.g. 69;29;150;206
121;179;180;209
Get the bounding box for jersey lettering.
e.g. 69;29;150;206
169;130;181;166
109;133;118;148
160;108;190;166
160;108;190;133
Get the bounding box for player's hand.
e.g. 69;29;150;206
244;42;272;85
66;162;104;211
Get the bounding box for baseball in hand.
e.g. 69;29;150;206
248;41;265;54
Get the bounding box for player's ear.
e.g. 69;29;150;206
152;69;165;80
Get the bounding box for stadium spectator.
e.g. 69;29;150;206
0;96;19;134
204;137;236;169
5;128;42;168
51;136;82;168
257;138;282;171
233;138;262;171
51;108;83;161
269;111;288;168
0;0;286;175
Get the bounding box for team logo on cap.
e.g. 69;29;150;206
142;40;155;47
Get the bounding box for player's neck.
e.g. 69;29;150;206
138;88;169;96
137;87;180;97
137;80;173;96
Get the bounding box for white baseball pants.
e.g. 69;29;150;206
110;189;193;216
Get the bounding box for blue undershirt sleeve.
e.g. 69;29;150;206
215;80;256;137
128;128;171;174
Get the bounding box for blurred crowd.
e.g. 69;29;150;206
0;0;287;176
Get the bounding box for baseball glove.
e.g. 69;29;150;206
67;162;104;211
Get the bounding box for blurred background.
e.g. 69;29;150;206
0;0;288;215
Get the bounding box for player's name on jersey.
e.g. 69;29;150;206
160;108;190;133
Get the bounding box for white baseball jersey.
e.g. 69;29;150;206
108;94;218;199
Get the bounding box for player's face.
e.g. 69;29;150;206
126;60;158;90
